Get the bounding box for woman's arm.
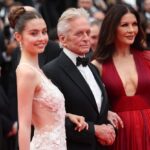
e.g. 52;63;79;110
66;113;88;132
16;67;37;150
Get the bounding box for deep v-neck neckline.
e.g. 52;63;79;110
111;53;139;97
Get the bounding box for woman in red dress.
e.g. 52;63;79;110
92;3;150;150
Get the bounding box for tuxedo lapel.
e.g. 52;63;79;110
58;52;99;113
89;64;108;117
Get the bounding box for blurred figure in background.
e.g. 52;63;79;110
140;0;150;48
87;20;102;60
77;0;105;22
90;20;102;51
0;69;17;150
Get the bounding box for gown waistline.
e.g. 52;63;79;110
111;95;150;112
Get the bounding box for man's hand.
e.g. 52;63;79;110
94;124;116;145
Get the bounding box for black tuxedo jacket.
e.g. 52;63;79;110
42;51;109;150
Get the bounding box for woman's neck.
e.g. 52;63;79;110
20;51;39;68
114;44;131;57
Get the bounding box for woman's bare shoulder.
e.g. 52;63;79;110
91;59;102;75
16;64;39;88
16;64;36;79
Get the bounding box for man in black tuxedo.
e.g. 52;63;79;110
43;8;116;150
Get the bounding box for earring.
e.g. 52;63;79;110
19;42;23;50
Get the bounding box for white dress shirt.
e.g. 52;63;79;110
63;48;102;112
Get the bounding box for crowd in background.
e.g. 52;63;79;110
0;0;150;149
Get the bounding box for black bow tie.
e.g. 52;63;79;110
76;56;89;67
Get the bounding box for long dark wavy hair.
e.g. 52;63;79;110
92;3;146;63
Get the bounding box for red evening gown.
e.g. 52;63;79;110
102;51;150;150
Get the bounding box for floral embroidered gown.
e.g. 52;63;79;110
17;63;67;150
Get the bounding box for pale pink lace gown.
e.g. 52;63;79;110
17;63;67;150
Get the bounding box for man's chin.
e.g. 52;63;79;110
80;48;90;54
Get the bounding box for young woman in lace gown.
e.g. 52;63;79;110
92;3;150;150
8;6;88;150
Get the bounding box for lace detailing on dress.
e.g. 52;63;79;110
17;63;67;150
30;126;66;150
